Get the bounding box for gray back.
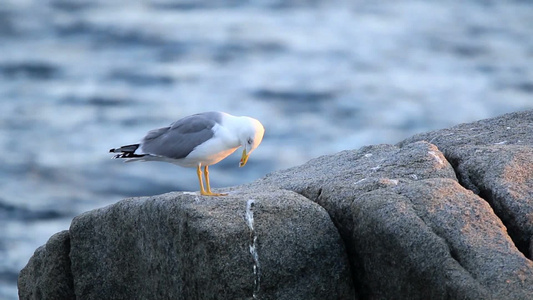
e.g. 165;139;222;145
141;112;222;159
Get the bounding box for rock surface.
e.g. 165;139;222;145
19;111;533;299
400;110;533;260
258;139;533;299
18;231;74;300
20;190;354;300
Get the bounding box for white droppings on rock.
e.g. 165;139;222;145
354;178;368;185
245;199;261;299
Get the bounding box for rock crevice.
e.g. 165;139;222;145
402;112;533;261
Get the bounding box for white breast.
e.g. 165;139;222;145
178;123;241;167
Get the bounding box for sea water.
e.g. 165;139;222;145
1;0;532;298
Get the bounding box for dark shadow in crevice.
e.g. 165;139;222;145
445;155;531;260
292;186;367;300
476;188;530;260
448;246;467;273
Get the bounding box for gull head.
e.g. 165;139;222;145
238;117;265;167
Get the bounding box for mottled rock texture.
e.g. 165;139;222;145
20;190;354;300
19;110;533;299
400;110;533;261
18;231;74;300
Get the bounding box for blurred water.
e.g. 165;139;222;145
1;0;532;298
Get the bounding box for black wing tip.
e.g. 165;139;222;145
109;144;143;159
109;144;140;155
111;152;131;159
110;152;147;159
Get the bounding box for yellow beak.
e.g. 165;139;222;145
239;149;249;167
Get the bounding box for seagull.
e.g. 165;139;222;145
110;111;265;196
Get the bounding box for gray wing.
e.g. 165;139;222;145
140;112;221;159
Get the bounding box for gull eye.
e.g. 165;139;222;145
247;138;253;145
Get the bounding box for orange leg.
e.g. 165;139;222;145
197;165;226;196
196;164;207;195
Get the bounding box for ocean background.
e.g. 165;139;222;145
1;0;532;298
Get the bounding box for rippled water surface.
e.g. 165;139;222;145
1;0;532;298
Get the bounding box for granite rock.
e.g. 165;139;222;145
401;110;533;259
259;139;533;299
19;111;533;299
21;190;354;300
18;231;74;300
